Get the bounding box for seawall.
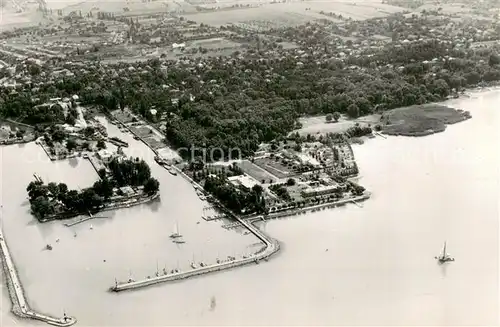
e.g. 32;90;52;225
222;192;372;229
111;215;280;292
0;220;77;326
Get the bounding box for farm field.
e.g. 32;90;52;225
183;0;406;27
53;0;176;16
187;37;241;50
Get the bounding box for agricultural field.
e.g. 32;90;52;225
57;0;173;16
183;0;406;27
187;37;241;50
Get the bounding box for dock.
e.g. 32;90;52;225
350;199;363;208
33;173;43;183
202;214;226;221
374;132;387;139
0;218;77;326
63;212;110;227
110;213;280;292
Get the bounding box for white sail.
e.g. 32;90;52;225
170;221;181;238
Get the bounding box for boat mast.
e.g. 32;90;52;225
173;221;179;235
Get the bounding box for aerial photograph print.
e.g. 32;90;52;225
0;0;499;325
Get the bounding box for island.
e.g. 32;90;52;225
26;156;160;222
0;0;499;324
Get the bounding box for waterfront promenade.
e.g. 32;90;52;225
222;192;371;229
0;218;77;326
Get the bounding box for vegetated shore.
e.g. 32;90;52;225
37;192;160;223
380;104;472;137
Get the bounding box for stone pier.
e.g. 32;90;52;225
0;219;77;326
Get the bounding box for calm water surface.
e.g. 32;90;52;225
1;90;499;326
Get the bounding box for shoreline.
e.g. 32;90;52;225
0;222;77;327
38;192;160;223
222;192;372;229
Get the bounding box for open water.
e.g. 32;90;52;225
1;89;498;326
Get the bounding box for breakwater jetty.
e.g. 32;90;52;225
63;212;110;227
0;219;77;326
222;193;371;229
110;214;280;292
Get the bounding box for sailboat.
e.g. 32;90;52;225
170;222;182;238
435;241;455;263
191;254;197;269
209;296;217;311
128;270;135;283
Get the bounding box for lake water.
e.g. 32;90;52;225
1;89;499;326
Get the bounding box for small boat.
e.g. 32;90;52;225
435;241;455;263
74;232;77;237
191;254;197;269
56;238;60;243
209;296;216;310
173;239;185;244
170;222;182;238
168;167;177;176
89;224;93;230
133;136;140;140
46;244;53;250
